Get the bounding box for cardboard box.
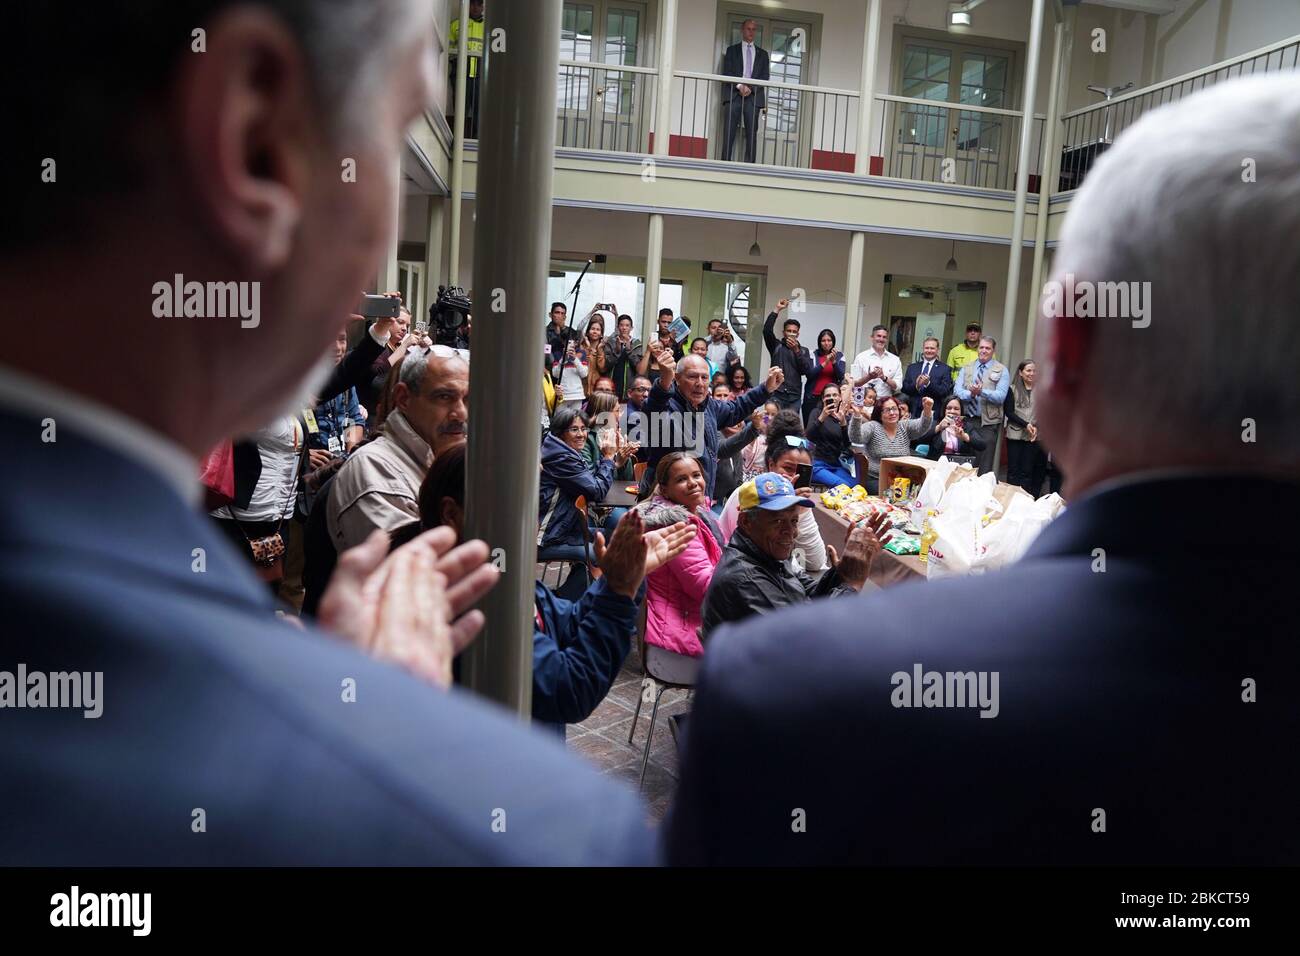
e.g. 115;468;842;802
879;456;1035;517
878;456;976;496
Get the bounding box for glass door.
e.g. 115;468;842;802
559;1;648;151
721;13;814;167
894;39;1014;187
702;267;766;376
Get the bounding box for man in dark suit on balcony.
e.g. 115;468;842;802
721;19;770;164
665;76;1300;865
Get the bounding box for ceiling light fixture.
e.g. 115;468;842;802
749;223;762;257
945;240;958;272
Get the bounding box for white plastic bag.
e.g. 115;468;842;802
926;508;980;579
941;470;998;519
975;494;1035;571
912;459;956;527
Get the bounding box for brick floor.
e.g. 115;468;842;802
565;646;694;823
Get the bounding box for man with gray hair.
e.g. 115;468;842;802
666;76;1300;865
328;347;468;552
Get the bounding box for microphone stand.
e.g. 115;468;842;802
567;258;593;333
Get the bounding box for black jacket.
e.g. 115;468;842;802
922;415;988;461
762;311;815;406
721;42;771;110
805;409;851;466
701;526;850;639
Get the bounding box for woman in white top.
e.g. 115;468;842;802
210;415;304;590
555;333;589;409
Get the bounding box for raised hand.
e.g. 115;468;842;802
765;366;785;392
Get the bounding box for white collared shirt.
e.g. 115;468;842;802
850;348;902;397
0;364;199;506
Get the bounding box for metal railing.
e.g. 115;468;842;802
873;93;1043;192
554;58;658;152
670;70;860;169
1058;34;1300;192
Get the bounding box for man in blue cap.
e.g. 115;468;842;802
699;472;889;639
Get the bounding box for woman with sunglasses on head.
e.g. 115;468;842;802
716;409;827;575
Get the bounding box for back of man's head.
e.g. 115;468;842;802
2;1;433;454
1039;76;1300;486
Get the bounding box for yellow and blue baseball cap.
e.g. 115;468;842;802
737;472;813;513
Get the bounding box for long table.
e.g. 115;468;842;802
811;500;926;589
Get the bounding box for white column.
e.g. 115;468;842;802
1000;0;1046;361
642;0;676;342
425;194;446;291
1026;5;1075;360
643;214;664;343
448;0;471;286
843;0;881;362
380;155;401;294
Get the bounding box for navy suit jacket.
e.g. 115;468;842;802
0;409;652;865
664;474;1300;865
900;359;954;416
721;42;770;110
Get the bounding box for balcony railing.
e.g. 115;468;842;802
872;93;1043;192
555;59;658;153
1058;33;1300;192
669;71;860;170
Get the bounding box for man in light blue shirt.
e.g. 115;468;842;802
953;336;1009;475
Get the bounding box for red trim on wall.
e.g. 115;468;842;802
811;149;855;172
647;132;709;158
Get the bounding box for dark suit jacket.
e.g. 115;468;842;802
0;409;652;864
901;359;954;416
721;42;770;110
665;475;1300;864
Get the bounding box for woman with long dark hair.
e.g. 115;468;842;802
802;328;845;422
1004;359;1045;495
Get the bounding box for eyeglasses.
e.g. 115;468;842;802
784;436;811;449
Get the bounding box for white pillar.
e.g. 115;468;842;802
380;155;401;294
425;194;446;292
843;0;881;362
1000;0;1046;362
1026;5;1075;360
642;0;676;342
448;0;471;286
643;214;664;343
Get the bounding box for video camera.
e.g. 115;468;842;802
428;285;472;348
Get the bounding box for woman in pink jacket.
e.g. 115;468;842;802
632;452;724;658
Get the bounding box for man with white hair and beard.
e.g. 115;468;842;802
0;0;652;864
665;76;1300;865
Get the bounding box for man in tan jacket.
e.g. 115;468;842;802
327;346;469;551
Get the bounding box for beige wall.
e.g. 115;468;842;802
444;201;1040;366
